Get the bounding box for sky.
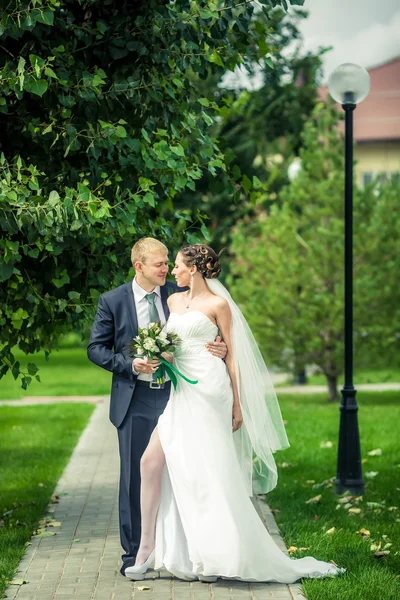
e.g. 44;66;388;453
295;0;400;81
223;0;400;89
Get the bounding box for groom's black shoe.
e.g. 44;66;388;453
120;560;136;577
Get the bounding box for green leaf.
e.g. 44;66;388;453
27;363;39;376
0;263;14;282
11;308;29;330
115;125;127;138
171;144;185;157
24;79;48;97
141;128;151;143
208;51;224;67
92;74;106;87
253;175;264;189
265;56;274;69
143;192;155;207
44;67;58;79
52;271;70;289
201;224;211;241
48;190;60;205
35;8;54;26
17;57;26;74
198;98;209;107
70;220;83;231
68;291;81;300
241;175;252;195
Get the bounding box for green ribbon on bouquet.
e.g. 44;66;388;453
155;356;198;390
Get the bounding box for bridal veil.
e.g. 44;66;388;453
206;279;289;495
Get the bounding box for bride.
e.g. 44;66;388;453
125;244;344;583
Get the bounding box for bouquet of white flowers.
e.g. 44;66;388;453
126;322;197;388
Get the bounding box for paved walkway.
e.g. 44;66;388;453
1;378;399;407
277;382;400;394
5;397;303;600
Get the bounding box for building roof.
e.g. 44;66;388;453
320;56;400;142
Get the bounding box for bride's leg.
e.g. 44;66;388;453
135;427;165;566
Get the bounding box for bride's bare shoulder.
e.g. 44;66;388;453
211;294;229;312
167;291;186;308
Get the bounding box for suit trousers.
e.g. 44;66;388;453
117;381;171;566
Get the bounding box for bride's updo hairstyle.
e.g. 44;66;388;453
179;244;222;279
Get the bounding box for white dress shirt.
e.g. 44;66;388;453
132;278;167;382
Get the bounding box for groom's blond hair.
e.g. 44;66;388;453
131;238;168;266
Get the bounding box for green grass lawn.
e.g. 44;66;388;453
269;391;400;600
277;368;400;387
0;347;111;400
0;403;95;596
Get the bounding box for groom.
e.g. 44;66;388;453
87;237;226;575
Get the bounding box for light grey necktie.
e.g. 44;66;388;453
145;292;160;325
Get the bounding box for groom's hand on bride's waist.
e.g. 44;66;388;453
205;336;227;360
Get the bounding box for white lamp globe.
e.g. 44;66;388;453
328;63;370;105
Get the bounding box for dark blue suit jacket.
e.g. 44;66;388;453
87;280;180;427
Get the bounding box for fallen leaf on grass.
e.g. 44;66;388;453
337;495;353;504
348;508;361;514
366;502;385;509
10;579;29;585
320;441;333;448
38;483;45;487
47;521;61;527
312;514;320;521
388;506;398;512
367;448;382;456
329;559;338;567
365;471;379;479
374;551;390;559
326;527;336;535
356;528;371;538
370;542;381;552
305;495;321;504
312;478;334;489
278;462;293;468
137;585;152;591
287;546;310;554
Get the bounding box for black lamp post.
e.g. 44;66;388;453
328;63;370;495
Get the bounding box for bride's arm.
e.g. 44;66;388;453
214;298;243;432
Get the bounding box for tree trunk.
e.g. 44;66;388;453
326;374;339;401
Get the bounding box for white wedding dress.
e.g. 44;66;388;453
154;311;343;583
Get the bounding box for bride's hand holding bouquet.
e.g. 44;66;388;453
126;322;198;388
